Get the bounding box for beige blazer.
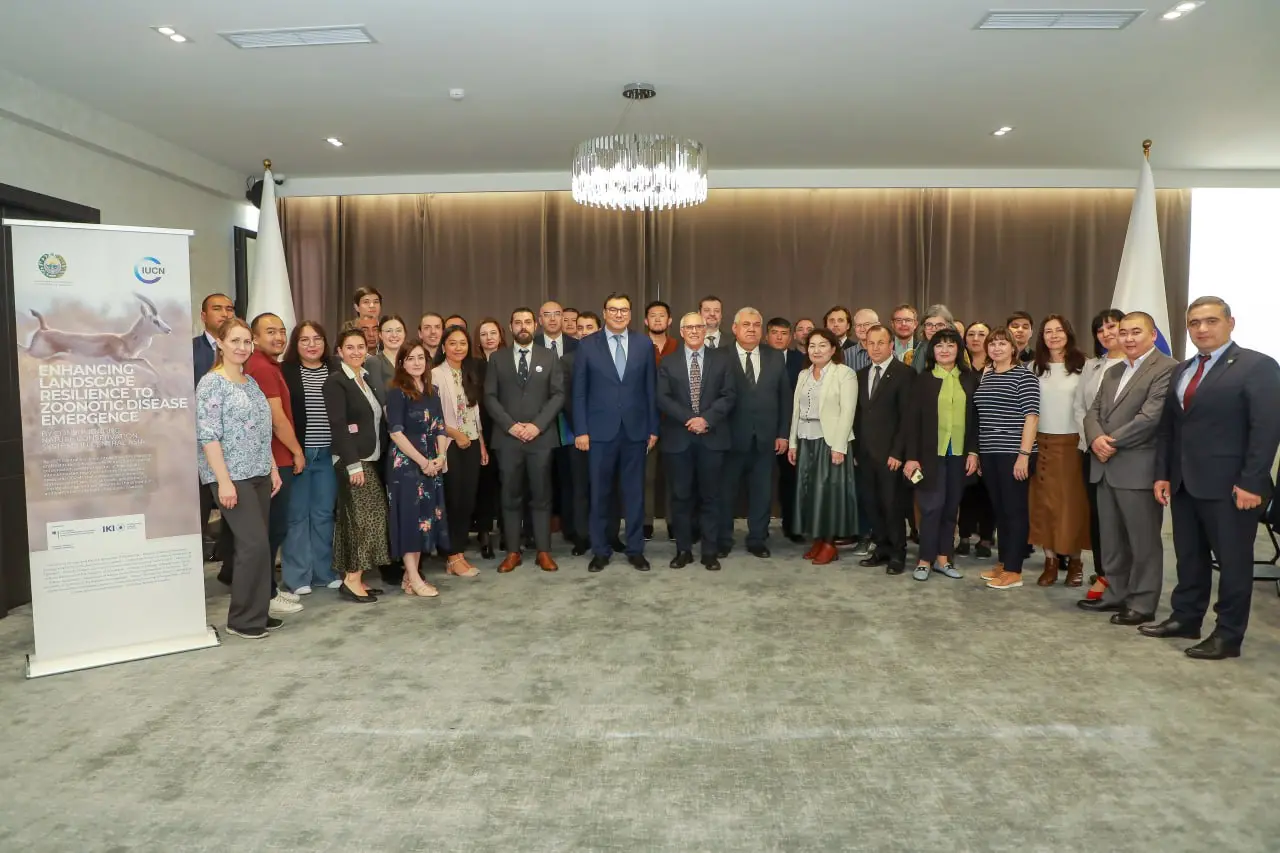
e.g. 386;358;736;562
788;362;858;455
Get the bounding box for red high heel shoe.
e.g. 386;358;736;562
1084;577;1109;601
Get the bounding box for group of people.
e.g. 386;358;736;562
191;288;1280;661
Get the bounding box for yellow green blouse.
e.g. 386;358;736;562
933;365;966;456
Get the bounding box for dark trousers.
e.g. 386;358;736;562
199;483;217;551
589;437;647;557
1169;487;1263;644
982;453;1035;573
220;476;273;633
217;473;284;598
444;442;481;556
916;455;967;564
721;442;775;548
570;447;591;545
553;445;575;540
1083;451;1104;577
499;444;553;553
474;450;501;539
777;453;798;536
853;465;875;538
667;443;724;558
957;479;995;542
861;453;907;563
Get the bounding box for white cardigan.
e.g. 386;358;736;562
788;363;858;455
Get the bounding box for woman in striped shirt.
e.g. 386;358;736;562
973;327;1041;590
281;321;341;595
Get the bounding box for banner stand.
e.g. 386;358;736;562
27;628;219;679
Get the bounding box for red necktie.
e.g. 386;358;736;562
1182;354;1211;408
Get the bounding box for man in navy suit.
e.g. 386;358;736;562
192;293;235;559
769;317;808;542
573;293;659;571
1143;296;1280;659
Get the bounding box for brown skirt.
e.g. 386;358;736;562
1028;433;1091;554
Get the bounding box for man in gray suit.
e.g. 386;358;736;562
484;307;566;573
1079;311;1176;624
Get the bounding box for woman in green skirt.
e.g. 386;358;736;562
787;328;859;564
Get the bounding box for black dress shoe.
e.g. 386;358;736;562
670;551;693;569
1076;599;1122;613
643;524;654;541
717;547;731;559
974;542;993;558
954;539;971;556
747;545;770;559
1184;634;1241;660
703;557;722;571
571;541;590;557
886;562;906;575
480;543;495;560
1139;618;1202;639
786;532;805;544
338;584;376;604
588;555;609;572
860;553;889;568
1111;609;1155;626
628;554;651;571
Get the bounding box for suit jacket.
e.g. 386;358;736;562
192;333;215;388
900;368;980;486
572;328;659;443
533;331;579;358
656;347;737;453
362;352;397;394
783;348;806;392
788;363;858;455
1083;350;1176;490
1155;343;1280;501
724;345;790;452
323;365;387;473
484;345;565;452
853;358;912;463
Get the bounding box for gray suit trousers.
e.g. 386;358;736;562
1097;481;1165;614
498;444;553;553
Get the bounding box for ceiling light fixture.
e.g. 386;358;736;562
1160;1;1203;19
151;25;191;42
325;137;344;147
993;126;1014;136
571;84;707;211
169;34;188;43
157;26;176;36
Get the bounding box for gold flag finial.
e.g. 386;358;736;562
263;159;272;170
1142;140;1152;160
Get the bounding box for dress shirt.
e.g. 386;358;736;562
543;334;565;357
204;330;218;350
1175;341;1232;406
610;330;630;363
893;338;914;361
512;343;534;372
705;330;721;349
685;345;707;372
868;356;893;394
735;342;758;377
1114;347;1156;400
796;364;830;440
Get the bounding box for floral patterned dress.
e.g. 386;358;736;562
386;387;451;558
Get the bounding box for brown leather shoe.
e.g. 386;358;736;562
1036;555;1060;586
498;552;523;573
1064;557;1084;587
535;551;559;572
812;542;839;565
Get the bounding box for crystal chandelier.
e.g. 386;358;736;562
571;85;708;211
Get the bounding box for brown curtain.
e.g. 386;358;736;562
281;187;1192;353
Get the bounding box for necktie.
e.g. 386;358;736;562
689;351;702;414
1182;353;1212;408
870;364;882;397
518;348;529;384
745;350;756;387
550;339;558;358
708;334;717;349
613;334;626;380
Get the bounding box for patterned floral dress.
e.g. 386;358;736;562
385;386;451;558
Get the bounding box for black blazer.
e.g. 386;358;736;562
901;368;980;487
192;334;215;388
853;359;912;463
724;345;790;452
282;357;340;443
783;348;806;392
533;331;579;357
483;345;565;452
656;347;737;453
323;366;387;472
1155;343;1280;501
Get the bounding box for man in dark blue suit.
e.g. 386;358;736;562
573;293;659;571
192;293;235;560
1143;296;1280;660
768;317;809;542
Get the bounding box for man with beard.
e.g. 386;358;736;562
484;307;565;572
700;295;730;349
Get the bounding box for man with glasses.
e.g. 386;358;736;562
572;293;659;571
535;300;578;544
847;308;879;372
890;304;919;364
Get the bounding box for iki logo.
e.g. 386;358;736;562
134;257;165;284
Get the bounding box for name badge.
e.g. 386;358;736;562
348;424;359;434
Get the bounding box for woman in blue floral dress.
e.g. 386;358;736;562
386;341;451;597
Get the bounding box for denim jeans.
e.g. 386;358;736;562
281;447;338;590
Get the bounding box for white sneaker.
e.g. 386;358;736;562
269;594;303;614
326;579;342;589
294;586;313;596
276;590;301;604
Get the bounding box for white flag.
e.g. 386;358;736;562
1112;156;1172;354
247;169;296;336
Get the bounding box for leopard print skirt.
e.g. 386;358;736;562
332;460;390;576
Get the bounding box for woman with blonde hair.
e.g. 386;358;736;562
196;317;283;639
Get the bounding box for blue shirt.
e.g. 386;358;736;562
610;330;629;364
1176;341;1231;406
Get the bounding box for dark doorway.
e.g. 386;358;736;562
0;185;100;617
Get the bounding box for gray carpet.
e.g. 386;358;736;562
1;526;1278;853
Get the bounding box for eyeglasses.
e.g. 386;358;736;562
892;317;916;324
681;324;707;331
604;307;631;315
923;322;950;331
541;311;562;318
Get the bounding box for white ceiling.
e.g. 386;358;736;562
1;0;1277;179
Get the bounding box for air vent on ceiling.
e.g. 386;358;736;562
219;25;375;49
977;10;1145;30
